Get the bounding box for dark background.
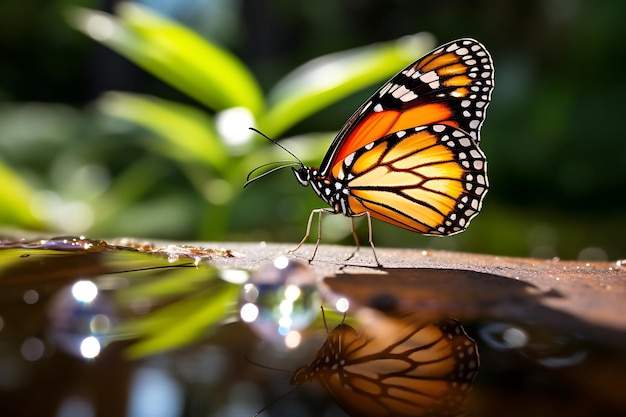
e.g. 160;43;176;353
1;0;624;261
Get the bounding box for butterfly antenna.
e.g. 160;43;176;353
320;306;330;333
252;385;303;417
245;128;306;188
249;127;305;165
244;161;302;188
244;355;292;374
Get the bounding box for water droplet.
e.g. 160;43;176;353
23;289;39;305
21;337;45;361
240;258;318;347
480;322;528;350
480;322;588;368
47;280;118;359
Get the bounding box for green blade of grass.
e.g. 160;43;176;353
97;92;229;171
69;3;264;114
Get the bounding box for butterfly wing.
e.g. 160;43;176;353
295;312;479;417
319;38;494;179
336;123;488;235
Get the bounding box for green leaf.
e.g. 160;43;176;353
97;92;229;171
0;161;42;227
120;281;239;359
68;3;264;114
259;33;436;137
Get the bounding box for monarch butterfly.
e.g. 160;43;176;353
291;309;479;417
246;38;494;266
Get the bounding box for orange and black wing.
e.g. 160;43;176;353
295;313;479;417
320;38;494;178
334;123;487;235
317;38;493;234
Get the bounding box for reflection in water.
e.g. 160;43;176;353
240;257;319;348
127;367;183;417
2;238;626;416
20;337;45;361
290;308;479;417
23;289;39;304
480;321;588;368
56;395;95;417
46;279;117;359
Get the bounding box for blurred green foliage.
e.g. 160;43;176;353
0;0;625;261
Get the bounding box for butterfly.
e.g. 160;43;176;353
246;38;494;266
290;308;479;417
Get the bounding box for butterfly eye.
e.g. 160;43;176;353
292;167;311;186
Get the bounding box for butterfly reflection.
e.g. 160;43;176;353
291;309;479;417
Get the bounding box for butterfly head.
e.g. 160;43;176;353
292;166;313;187
290;365;311;385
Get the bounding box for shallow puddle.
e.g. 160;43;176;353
0;236;624;417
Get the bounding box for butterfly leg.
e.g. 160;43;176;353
345;211;381;267
344;216;361;262
288;208;332;263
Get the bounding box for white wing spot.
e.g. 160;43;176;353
403;67;416;77
470;150;482;159
419;70;439;84
379;83;392;96
344;152;354;166
459;138;472;147
401;91;418;102
373;103;383;112
360;101;372;114
392;84;410;99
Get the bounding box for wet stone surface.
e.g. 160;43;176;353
0;236;625;417
207;242;626;340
